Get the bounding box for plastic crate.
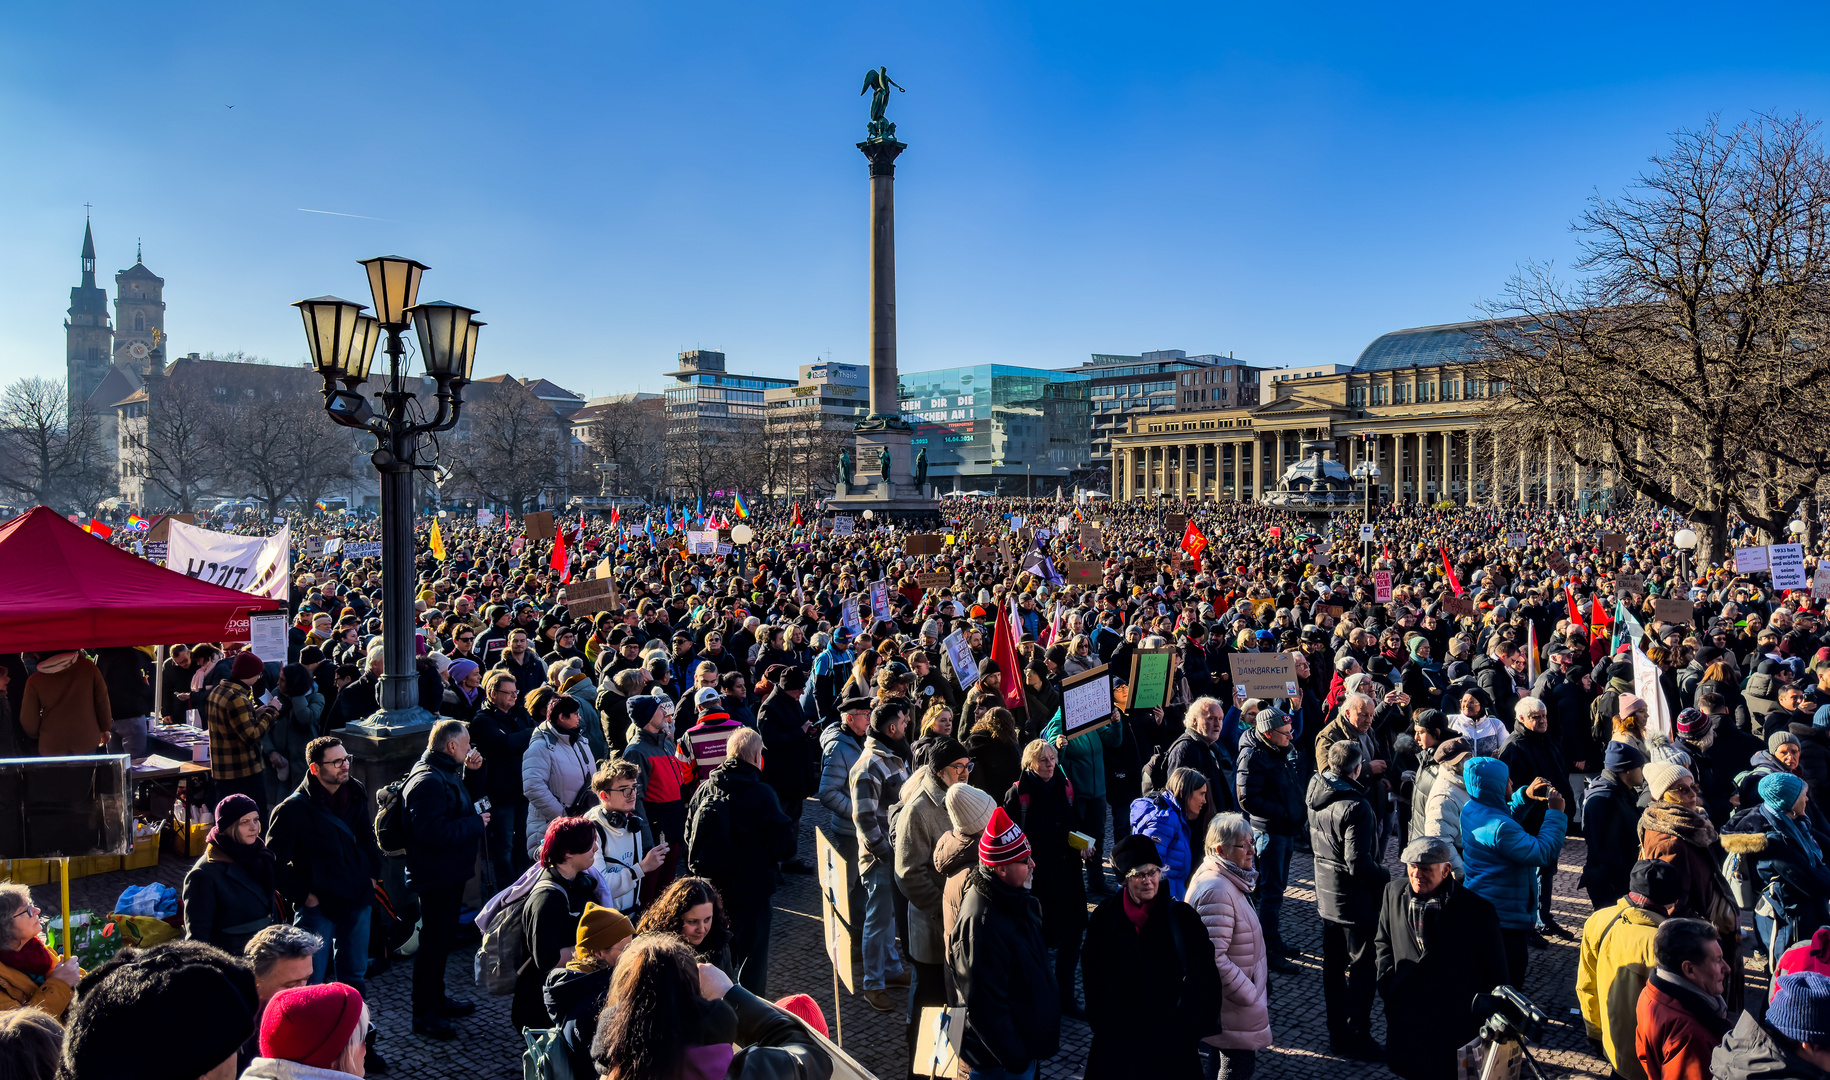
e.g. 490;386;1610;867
0;860;49;885
123;836;160;871
53;855;122;881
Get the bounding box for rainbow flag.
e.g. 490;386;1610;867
733;491;750;519
315;501;328;511
126;514;148;531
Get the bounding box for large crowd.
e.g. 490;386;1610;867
8;496;1830;1080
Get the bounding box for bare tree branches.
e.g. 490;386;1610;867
0;378;112;513
446;384;564;512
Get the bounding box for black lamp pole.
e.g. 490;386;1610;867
294;258;481;731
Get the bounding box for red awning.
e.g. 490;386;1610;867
0;507;281;653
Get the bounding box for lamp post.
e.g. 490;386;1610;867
294;257;481;731
1674;528;1698;589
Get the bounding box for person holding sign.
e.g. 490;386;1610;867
1041;690;1121;895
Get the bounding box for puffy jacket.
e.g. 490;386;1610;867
1744;674;1782;731
1576;897;1667;1080
1722;806;1830;940
1636;970;1730;1080
1461;756;1567;930
1236;728;1304;836
1711;1009;1830;1080
523;722;597;858
267;775;383;918
1185;854;1271;1051
1421;763;1472;875
622;723;686;807
816;725;864;837
402;748;487;891
948;865;1061;1072
1306;771;1389;926
1129;792;1195;900
1472;654;1519;723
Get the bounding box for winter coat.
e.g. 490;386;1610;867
494;648;547;697
1007;769;1087;945
267;775;383;918
1081;887;1223;1080
685;757;796;919
0;954;73;1019
470;704;535;806
849;735;909;870
511;867;599;1031
1041;708;1119;800
935;828;979;949
182;850;279;955
1166;730;1236;813
1236;728;1304;836
1789;723;1830;812
816;724;864;836
565;679;608;762
1636;970;1730;1080
1711;1010;1830;1080
1744;674;1782;732
18;656;112;756
894;768;954;964
1306;771;1389;926
263;689;324;792
1421;762;1472;875
401;748;487;892
522;722;597;858
964;728;1022;806
623;723;686;809
758;691;818;806
1498;726;1573;809
1472;654;1519;724
1721;807;1830;941
541;959;614;1077
949;865;1061;1072
1580;771;1644;905
1185;854;1271;1051
1130;791;1196;900
1576;898;1668;1080
95;647;155;719
1640;806;1739;942
583;802;651;914
1461;756;1567;930
241;1060;368;1080
1374;879;1507;1080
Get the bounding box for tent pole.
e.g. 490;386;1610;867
58;859;71;959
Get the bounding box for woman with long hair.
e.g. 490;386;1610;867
591;935;829;1080
637;876;734;979
965;706;1023;801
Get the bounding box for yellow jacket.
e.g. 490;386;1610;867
0;958;75;1021
1575;897;1665;1080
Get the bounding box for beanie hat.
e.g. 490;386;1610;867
1619;694;1646;719
231;651;266;681
1644;761;1692;802
208;794;260;847
775;993;828;1038
63;940;259;1080
924;735;970;772
575;902;634;956
449;658;479;686
299;646;325;665
627;696;661;728
1626;859;1683;909
1603;741;1648;774
945;783;996;835
979;806;1031;867
1771;730;1803;753
1675;708;1703;737
1761;771;1809;814
260;983;364;1068
1254;705;1291;733
1768;971;1830;1044
1111;834;1163;877
1815;703;1830;730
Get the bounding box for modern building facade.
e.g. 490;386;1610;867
898;364;1090;494
1110;319;1579;505
663;349;795;436
1052;350;1262;480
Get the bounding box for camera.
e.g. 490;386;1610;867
1473;985;1547;1044
474;796;492;815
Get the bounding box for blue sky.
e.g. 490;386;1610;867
4;1;1829;396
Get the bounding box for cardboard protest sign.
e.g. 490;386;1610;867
1601;532;1626;552
1814;573;1830;602
1615;572;1646;595
1771;543;1807;590
1058;665;1114;738
1132;557;1157;577
1508;532;1527;548
914;571;952;590
1127;648;1175;710
1547;549;1569;573
523;511;555;541
1231;652;1300;700
1166;513;1188;535
904;534;945;556
305;536;325;557
1440;595;1475;618
973;545;996;564
1653;598;1695;625
1079;525;1104;554
1065;560;1102;586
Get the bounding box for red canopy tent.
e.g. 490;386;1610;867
0;507;281;653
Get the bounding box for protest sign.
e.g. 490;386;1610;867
870;580;893;621
304;536;325;557
1127;648;1175;711
1166;513;1187;534
1615;572;1646;595
814;829;856;994
1058;665;1114;738
1132;557;1157;577
1065;560;1102;586
247;610;288;661
1653;598;1695;625
476;508;494;528
1359;523;1375;542
564;576;619;617
1508;532;1527;548
143;541;167;562
1601;532;1627;552
840;598;863;635
1079;525;1104;554
1770;543;1807;590
1057;516;1071;532
1735;546;1769;573
1374;570;1393;603
1814;573;1830;602
344;541;381;558
523;511;555;541
832;516;855;537
904;534;945;556
1632;642;1672;740
1231;652;1300;700
165;520;291;602
914;572;952;590
915;1007;967;1080
1547;549;1569;573
942;630;980;690
1440;595;1475;618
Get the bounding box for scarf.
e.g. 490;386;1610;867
1640;803;1718;850
1764;804;1825;868
0;937;55;980
1122;890;1152;933
206;831;277;898
1220;856;1258;893
309;773;358;817
1405;878;1454;953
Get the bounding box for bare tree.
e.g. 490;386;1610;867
138;374;226;512
447;384;563;512
0;377;113;513
582;398;666;498
1474;113;1830;567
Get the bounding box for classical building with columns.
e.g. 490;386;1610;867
1110;319;1554;505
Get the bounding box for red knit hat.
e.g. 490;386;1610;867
978;806;1031;867
775;993;828;1037
260;983;364;1068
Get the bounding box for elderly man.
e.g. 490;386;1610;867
1499;697;1574;939
1374;837;1507;1080
1316;691;1392;848
1164;696;1236;813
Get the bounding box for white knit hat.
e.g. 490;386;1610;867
945;783;997;835
1644;760;1693;802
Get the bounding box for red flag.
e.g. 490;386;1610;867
610;507;620;527
1565;585;1583;626
84;520;113;539
1180;521;1208;560
1440;547;1462;596
551;520;570;583
990;596;1026;713
792;503;804;527
1591;596;1611;628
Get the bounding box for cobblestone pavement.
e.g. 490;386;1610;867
38;804;1778;1080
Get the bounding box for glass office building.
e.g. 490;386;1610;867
898;364;1090;493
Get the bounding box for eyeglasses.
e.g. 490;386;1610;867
320;756;351;768
1125;866;1162;880
607;785;638;797
457;635;474;643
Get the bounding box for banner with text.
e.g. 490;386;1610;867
165;520;291;603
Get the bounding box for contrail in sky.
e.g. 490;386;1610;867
297;208;389;221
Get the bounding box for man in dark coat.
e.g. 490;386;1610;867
470;671;534;888
1081;834;1223;1080
1236;704;1305;971
403;718;488;1039
1578;741;1648;908
1375;836;1508;1080
1307;738;1390;1061
948;807;1061;1078
683;727;797;996
756;667;818;874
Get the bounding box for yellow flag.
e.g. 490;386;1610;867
429;518;446;561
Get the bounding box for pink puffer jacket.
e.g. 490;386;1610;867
1185;853;1272;1050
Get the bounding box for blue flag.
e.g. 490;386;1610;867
664;505;672;533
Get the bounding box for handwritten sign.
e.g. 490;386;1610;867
1166;513;1187;535
1735;546;1770;573
904;534;945;556
1079;525;1104;554
1065;560;1102;586
914;572;952;590
344;541;381;558
1231;652;1300;700
1653;598;1694;625
305;535;325;557
1508;532;1527;548
1374;570;1392;603
1615;572;1646;595
1440;595;1475;618
832;515;855;537
1771;543;1807;590
1132;557;1158;577
1601;532;1626;552
523;511;555;541
1127;648;1175;711
1547;549;1569;573
1059;664;1114;737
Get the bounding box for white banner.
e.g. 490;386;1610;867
165;520;290;602
1632;641;1672;740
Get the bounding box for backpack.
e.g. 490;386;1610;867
374;776;412;856
683;776;737;884
474;880;563;995
1590;689;1621;749
1142;735;1183;797
522;1025;579;1080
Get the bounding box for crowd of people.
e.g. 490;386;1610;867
7;495;1830;1080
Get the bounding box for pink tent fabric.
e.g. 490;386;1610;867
0;507;281;652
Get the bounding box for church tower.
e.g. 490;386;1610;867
64;218;113;410
113;241;166;380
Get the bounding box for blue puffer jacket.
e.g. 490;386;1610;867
1129;792;1195;900
1461;756;1566;930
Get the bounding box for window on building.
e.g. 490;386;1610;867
134;313;144;331
1350;387;1366;407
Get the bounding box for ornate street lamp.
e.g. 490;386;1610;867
1674;527;1698;587
293;259;481;733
